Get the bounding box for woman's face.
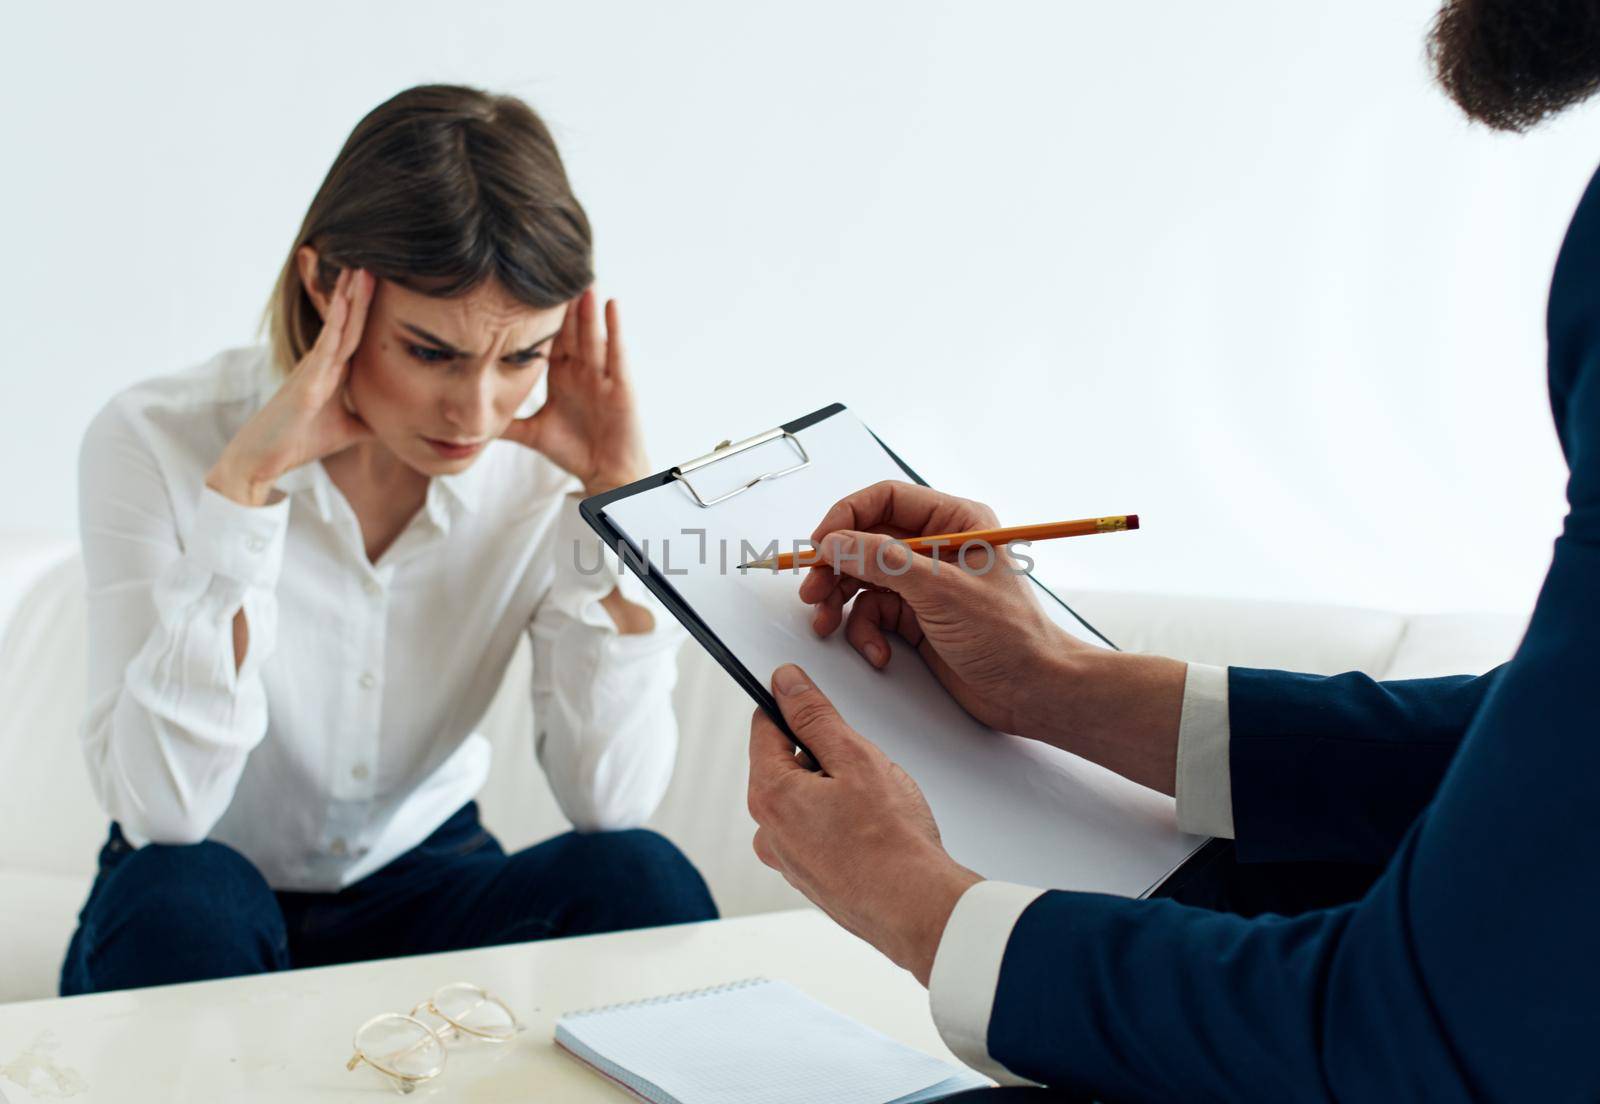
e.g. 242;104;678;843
345;276;567;475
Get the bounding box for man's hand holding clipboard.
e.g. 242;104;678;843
744;479;1185;985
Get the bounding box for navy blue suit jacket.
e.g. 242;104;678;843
986;165;1600;1101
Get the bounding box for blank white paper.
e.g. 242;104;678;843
603;408;1205;894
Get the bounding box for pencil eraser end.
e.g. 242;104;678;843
1126;514;1140;531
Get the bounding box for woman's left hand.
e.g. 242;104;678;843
499;288;649;495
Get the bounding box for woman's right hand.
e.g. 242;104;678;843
206;267;376;507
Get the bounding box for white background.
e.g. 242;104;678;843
4;0;1597;615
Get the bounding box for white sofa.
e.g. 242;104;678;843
0;532;1526;1005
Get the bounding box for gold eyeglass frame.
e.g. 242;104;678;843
345;981;522;1094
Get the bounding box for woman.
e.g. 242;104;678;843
62;84;716;995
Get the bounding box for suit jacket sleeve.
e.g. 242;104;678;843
967;512;1599;1101
1225;664;1503;864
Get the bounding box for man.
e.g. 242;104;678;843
745;2;1600;1099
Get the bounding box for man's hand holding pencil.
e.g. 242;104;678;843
746;480;1194;988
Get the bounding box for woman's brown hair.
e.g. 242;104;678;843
263;84;593;375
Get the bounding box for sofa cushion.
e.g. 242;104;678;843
0;555;106;878
0;870;90;1004
1063;589;1408;675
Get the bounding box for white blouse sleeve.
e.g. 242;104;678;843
78;403;288;845
528;493;686;832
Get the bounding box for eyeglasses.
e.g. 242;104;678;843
346;981;523;1094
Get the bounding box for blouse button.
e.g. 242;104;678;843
358;671;377;690
245;536;266;553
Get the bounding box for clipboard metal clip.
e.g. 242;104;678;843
670;426;811;507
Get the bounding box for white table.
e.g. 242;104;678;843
0;909;977;1101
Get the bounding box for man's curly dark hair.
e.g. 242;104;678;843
1428;0;1600;132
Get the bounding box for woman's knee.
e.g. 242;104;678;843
110;839;276;920
66;839;287;993
554;828;718;927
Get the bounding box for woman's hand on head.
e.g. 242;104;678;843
497;287;649;497
208;266;377;507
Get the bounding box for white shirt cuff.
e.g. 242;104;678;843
928;880;1047;1087
185;484;291;589
1175;662;1234;838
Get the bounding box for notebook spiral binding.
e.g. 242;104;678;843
560;977;770;1020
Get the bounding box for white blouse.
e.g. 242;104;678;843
77;345;685;891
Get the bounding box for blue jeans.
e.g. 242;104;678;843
60;802;718;995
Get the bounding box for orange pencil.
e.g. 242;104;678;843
740;514;1140;571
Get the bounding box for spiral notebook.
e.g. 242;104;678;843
554;978;989;1104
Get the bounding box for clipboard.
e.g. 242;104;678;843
581;403;1209;897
